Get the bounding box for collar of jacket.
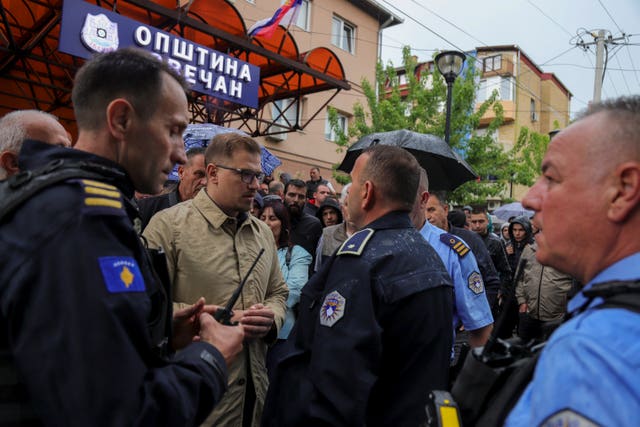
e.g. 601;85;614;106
362;210;413;231
193;189;251;230
19;139;134;198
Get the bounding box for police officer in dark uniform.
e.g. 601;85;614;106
0;48;243;426
263;145;454;426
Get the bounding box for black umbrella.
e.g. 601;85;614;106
337;130;478;191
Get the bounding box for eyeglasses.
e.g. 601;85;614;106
216;164;265;184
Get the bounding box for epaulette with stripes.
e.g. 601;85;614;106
77;179;125;216
440;233;471;258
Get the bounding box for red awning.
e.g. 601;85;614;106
0;0;349;137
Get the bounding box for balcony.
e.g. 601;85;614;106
477;100;516;126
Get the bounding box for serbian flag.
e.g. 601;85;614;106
248;0;302;38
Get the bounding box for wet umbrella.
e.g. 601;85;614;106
492;202;534;221
167;124;282;181
337;130;477;191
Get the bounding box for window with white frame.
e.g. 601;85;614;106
483;55;502;73
499;76;513;100
332;16;355;53
293;0;310;31
325;111;348;141
476;76;514;102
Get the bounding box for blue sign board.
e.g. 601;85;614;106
59;0;260;109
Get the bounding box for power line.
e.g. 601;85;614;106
526;0;573;38
378;0;464;52
626;46;640;86
544;62;640;72
614;53;631;93
539;45;579;66
597;0;624;34
405;0;488;46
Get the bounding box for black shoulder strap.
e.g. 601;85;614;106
581;279;640;314
285;245;293;268
0;159;121;223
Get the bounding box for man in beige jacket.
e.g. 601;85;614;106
144;133;288;427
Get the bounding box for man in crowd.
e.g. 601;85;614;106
0;109;72;179
514;241;574;341
137;146;206;229
268;180;285;200
506;96;640;426
470;206;513;313
411;169;493;348
427;191;502;311
316;197;342;228
305;165;334;200
506;216;534;273
263;145;453;426
284;178;322;259
0;48;243;426
303;183;332;216
143;132;289;427
315;183;356;271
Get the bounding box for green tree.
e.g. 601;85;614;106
506;126;551;187
329;46;550;204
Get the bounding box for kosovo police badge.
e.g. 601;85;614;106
81;13;119;53
468;271;484;294
320;291;346;327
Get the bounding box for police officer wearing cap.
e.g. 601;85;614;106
0;48;243;426
263;145;454;426
410;169;494;348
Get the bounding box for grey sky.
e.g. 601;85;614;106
378;0;640;118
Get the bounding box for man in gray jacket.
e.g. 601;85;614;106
514;242;574;341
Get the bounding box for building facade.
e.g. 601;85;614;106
232;0;401;188
474;45;571;200
395;45;571;202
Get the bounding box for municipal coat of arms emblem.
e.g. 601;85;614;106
81;13;119;53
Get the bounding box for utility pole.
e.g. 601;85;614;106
575;30;629;103
593;30;605;103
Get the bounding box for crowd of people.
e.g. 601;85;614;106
0;47;638;427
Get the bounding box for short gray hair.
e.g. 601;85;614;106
0;110;60;179
0;110;59;153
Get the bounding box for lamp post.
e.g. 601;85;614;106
435;50;466;145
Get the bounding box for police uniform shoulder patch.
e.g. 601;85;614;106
440;233;471;258
319;290;346;327
336;228;374;256
77;179;125;216
540;409;599;427
99;256;146;293
468;271;484;294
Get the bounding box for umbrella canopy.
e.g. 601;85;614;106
337;130;477;191
492;202;534;221
168;123;282;181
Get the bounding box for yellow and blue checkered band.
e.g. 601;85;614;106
99;256;146;293
440;233;471;258
337;228;375;256
78;179;125;216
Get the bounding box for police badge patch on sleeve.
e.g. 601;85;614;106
468;271;484;294
541;409;599;427
320;291;346;327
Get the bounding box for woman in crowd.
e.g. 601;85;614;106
259;199;312;338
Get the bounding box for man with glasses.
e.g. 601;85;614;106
144;132;288;427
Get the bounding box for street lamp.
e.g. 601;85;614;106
435;50;466;144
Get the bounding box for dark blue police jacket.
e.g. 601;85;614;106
263;210;454;427
0;140;228;426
